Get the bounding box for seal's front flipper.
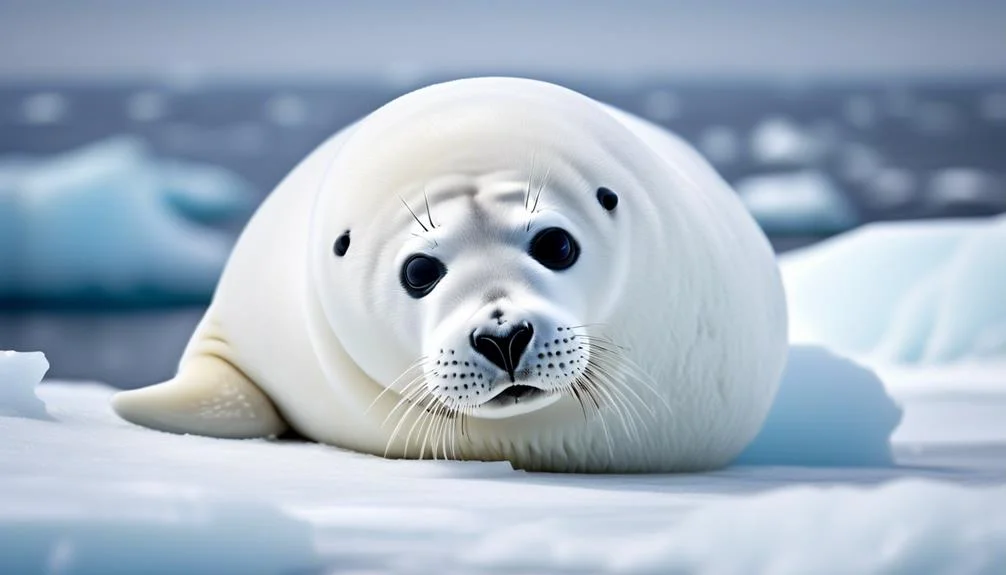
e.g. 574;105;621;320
111;355;288;439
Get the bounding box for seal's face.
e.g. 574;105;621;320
392;171;618;420
325;165;626;423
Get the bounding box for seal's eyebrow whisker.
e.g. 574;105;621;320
422;185;437;230
524;150;537;212
410;232;438;249
399;195;429;233
526;164;552;231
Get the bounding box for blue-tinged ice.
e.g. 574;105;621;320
783;215;1006;364
0;350;50;420
736;170;859;235
0;137;255;304
736;346;902;466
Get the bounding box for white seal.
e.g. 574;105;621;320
112;78;788;472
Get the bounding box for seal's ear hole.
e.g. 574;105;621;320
333;231;351;257
596;187;618;212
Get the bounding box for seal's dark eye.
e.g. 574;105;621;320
333;231;351;257
401;254;446;298
529;227;579;271
596;187;618;211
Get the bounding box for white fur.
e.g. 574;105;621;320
114;78;788;472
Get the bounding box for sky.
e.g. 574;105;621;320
1;0;1005;81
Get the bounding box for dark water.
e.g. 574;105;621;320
2;77;1005;387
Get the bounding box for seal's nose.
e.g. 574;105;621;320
470;321;533;382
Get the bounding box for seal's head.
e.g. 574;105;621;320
307;78;786;470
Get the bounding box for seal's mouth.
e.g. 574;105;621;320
485;384;544;405
472;383;560;419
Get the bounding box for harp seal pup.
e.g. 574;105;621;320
112;77;788;473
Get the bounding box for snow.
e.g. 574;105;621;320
2;347;1005;573
736;346;901;466
737;170;860;234
0;350;50;420
782;215;1006;364
0;137;254;303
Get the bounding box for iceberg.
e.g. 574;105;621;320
736;170;860;235
782;215;1006;364
0;137;255;305
0;350;50;420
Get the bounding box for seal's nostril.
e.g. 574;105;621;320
471;322;534;382
490;308;504;320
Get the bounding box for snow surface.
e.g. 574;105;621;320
782;215;1006;364
736;170;860;234
736;346;901;466
2;348;1005;574
0;137;254;303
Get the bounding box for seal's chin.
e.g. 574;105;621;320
470;384;561;419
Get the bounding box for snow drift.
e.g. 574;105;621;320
783;215;1006;365
0;138;254;304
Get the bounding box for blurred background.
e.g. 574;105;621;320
1;0;1005;387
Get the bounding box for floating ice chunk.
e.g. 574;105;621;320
737;170;859;234
839;142;883;183
749;116;828;165
0;350;50;420
865;167;916;209
158;160;255;223
783;215;1006;364
0;137;254;304
736;346;901;466
927;168;1006;213
21;92;68;125
697;125;739;165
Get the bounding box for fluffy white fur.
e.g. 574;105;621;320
113;78;788;473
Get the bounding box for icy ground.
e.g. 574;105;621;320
1;348;1005;574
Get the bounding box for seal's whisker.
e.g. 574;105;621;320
526;164;552;231
410;232;438;248
399;195;429;233
589;367;645;444
366;357;428;415
422;185;437;230
419;402;446;460
385;387;435;457
583;374;637;445
568;384;589;422
587;347;671;417
380;375;431;426
524;151;537;212
402;398;436;459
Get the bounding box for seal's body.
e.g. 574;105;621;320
113;78;787;472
